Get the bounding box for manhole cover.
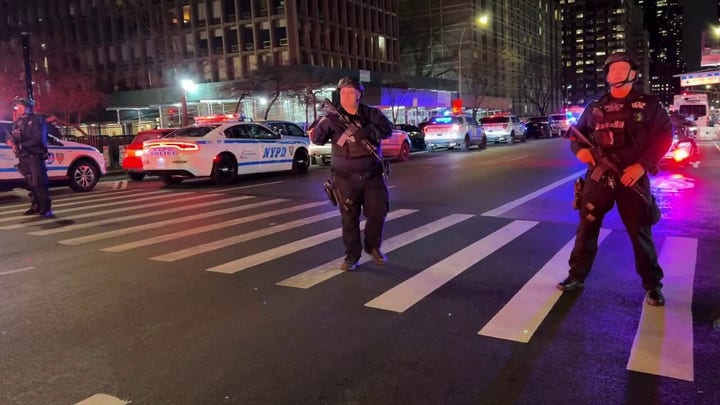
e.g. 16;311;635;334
715;319;720;332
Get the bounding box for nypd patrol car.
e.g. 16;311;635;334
142;117;311;185
1;120;106;192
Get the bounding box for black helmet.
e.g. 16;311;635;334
12;96;35;109
603;52;638;74
337;77;364;94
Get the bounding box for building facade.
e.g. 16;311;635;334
559;0;648;107
399;0;564;116
637;0;685;106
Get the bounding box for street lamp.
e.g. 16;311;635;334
458;13;490;102
180;79;197;127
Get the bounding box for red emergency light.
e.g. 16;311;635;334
451;99;463;114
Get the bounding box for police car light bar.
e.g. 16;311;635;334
193;113;240;124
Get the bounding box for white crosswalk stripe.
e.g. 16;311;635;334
364;220;539;313
0;187;704;381
205;209;417;274
277;213;474;289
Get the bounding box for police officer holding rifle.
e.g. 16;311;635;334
310;77;392;271
558;52;673;307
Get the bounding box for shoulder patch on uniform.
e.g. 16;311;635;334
631;101;646;109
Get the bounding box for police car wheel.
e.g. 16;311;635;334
67;159;100;192
211;154;237;185
396;142;410;162
292;149;310;174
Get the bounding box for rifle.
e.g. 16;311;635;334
321;98;390;179
568;125;649;204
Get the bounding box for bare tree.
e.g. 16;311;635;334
520;54;561;116
464;55;489;121
382;82;411;124
285;74;334;127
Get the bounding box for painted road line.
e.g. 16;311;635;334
75;393;130;405
0;189;172;216
205;209;417;274
26;195;255;236
60;198;289;245
112;180;128;190
209;180;284;192
152;209;344;263
505;155;528;162
365;220;539;313
627;236;697;382
478;229;612;343
1;192;205;231
0;190;185;222
278;213;474;289
0;188;142;211
0;266;35;276
481;170;586;217
100;201;326;252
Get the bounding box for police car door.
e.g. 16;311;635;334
46;135;74;180
252;124;291;171
224;124;261;174
0;122;22;182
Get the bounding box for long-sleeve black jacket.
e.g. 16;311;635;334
12;113;48;157
311;103;392;174
571;88;673;172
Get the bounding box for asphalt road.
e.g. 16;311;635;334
1;138;719;405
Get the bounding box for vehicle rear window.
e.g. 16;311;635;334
165;126;218;137
480;116;510;124
527;117;545;123
132;131;174;144
548;114;566;121
429;116;462;125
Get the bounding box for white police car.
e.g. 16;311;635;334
141;117;310;185
1;120;106;192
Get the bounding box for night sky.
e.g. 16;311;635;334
681;0;718;71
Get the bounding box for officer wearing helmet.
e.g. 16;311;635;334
557;52;672;306
310;77;392;270
8;96;52;217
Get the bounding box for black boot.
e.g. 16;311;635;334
23;205;39;215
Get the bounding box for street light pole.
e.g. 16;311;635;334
457;14;490;105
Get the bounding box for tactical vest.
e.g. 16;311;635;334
591;93;647;151
331;111;376;159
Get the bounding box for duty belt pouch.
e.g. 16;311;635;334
644;194;661;226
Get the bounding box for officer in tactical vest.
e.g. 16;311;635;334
310;77;392;271
8;97;53;217
557;52;673;306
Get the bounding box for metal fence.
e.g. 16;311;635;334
64;134;134;170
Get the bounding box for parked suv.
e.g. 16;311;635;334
423;115;486;150
480;114;526;144
547;113;571;137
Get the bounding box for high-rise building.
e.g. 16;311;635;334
559;0;647;107
636;0;686;105
398;0;564;116
1;0;400;92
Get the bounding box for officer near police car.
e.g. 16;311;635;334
310;77;393;271
7;97;53;217
557;52;673;306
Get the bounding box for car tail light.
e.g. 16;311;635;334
673;142;692;162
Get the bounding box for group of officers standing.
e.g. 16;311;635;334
1;50;673;308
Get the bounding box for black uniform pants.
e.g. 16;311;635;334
19;155;51;211
568;171;663;290
332;172;389;260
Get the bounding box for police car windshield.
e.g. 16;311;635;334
548;114;567;121
429;116;463;125
165;126;219;137
527;117;546;123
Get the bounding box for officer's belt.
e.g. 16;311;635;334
332;166;383;181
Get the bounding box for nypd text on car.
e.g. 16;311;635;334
141;115;311;185
1;120;106;192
